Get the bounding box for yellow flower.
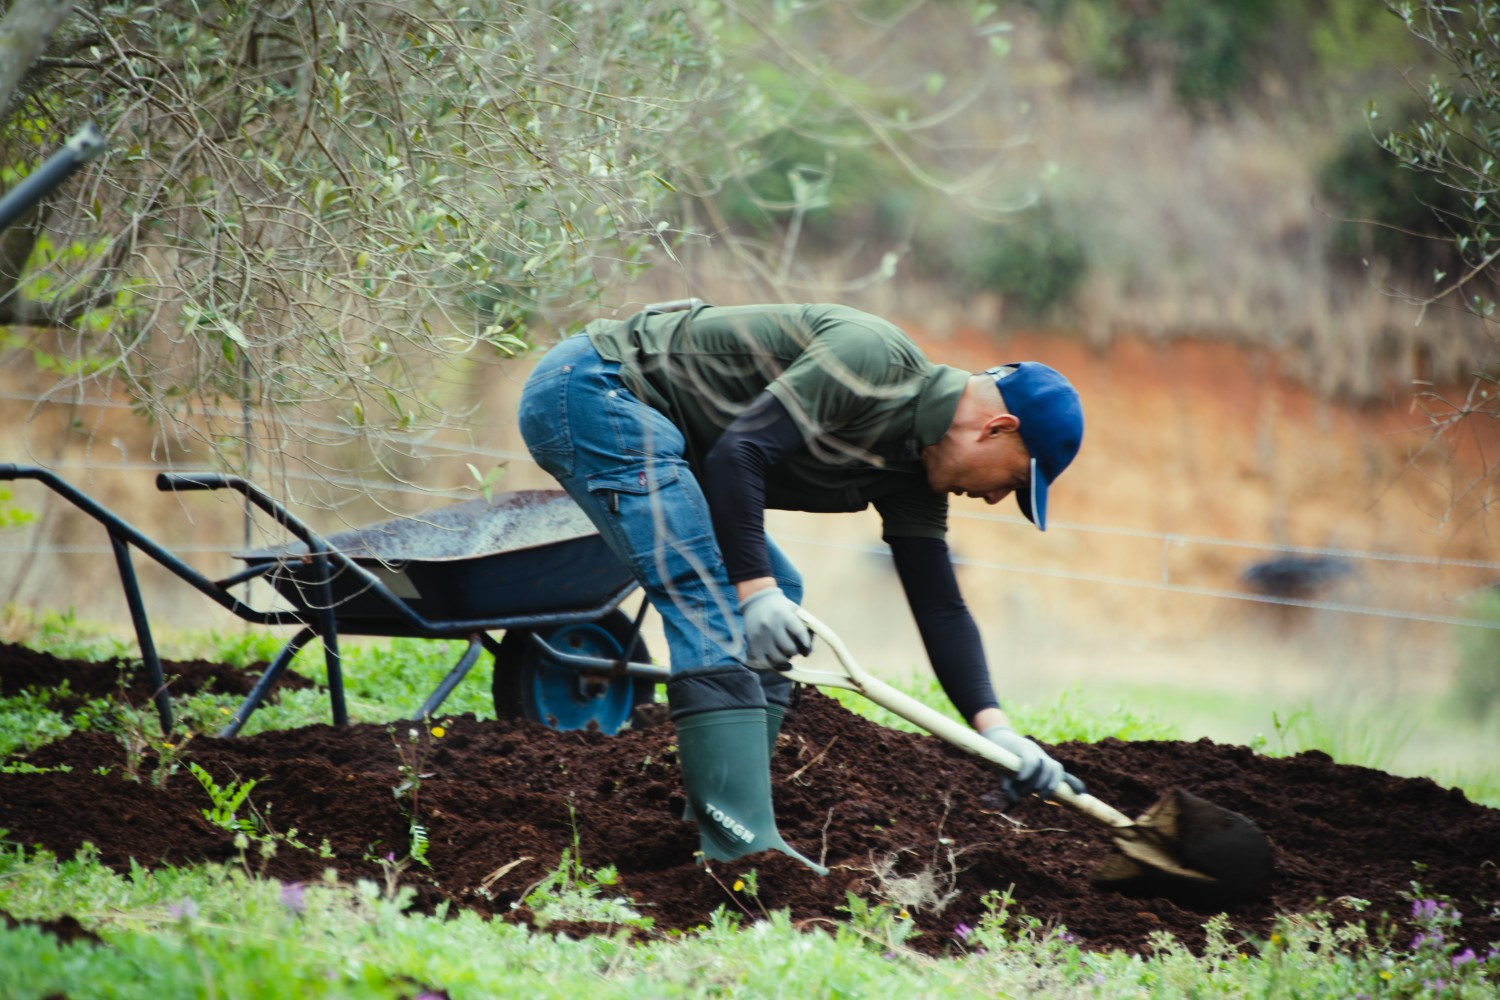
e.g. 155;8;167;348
732;879;745;892
161;742;175;750
1270;933;1282;945
431;725;446;739
897;909;910;920
219;707;232;715
1380;971;1392;981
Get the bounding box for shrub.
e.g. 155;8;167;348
1318;110;1468;282
709;126;911;250
1031;0;1279;107
942;200;1089;319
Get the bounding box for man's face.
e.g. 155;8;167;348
921;420;1033;505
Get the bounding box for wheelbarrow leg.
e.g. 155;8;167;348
218;626;315;737
108;533;173;734
408;633;485;722
311;552;347;726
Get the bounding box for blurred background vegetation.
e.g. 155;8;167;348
2;0;1499;745
2;0;1495;449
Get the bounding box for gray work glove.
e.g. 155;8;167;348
981;725;1086;805
739;586;813;667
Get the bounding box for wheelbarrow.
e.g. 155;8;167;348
0;465;669;737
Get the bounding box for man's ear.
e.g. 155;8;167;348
982;413;1021;439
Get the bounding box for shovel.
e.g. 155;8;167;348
782;610;1274;903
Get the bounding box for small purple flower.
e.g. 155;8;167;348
953;922;973;941
1411;930;1445;950
279;880;307;914
167;898;199;920
1452;948;1477;969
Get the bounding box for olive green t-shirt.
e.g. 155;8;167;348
586;303;968;539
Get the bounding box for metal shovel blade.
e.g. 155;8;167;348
785;610;1275;904
1094;788;1274;901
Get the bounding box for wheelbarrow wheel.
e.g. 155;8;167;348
492;610;656;735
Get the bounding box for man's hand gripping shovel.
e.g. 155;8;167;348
777;609;1274;903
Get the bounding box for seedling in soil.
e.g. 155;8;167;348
516;801;652;929
388;721;447;868
188;762;259;834
700;863;767;921
519;848;649;929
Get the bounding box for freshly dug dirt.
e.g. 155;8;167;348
0;642;313;714
3;645;1498;957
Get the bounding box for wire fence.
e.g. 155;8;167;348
4;389;1498;632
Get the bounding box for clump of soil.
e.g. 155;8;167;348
3;645;1498;957
0;642;312;714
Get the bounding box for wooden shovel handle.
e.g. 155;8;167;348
794;610;1138;834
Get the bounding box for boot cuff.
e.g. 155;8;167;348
667;666;767;720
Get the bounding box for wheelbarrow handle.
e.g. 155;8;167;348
787;609;1137;833
156;472;329;554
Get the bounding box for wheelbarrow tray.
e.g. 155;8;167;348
239;490;633;634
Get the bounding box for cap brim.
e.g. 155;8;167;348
1015;456;1049;532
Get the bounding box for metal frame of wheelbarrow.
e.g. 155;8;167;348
0;464;670;737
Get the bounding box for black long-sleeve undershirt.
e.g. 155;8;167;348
701;393;1001;722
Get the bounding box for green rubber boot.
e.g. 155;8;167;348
675;707;825;874
680;706;785;823
764;702;786;755
760;669;793;757
682;670;791;819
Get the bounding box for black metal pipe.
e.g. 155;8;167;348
212;562;274;591
311;552;347;726
526;633;670;681
616;595;650;670
217;626;315;738
5;466;293;625
0;124;106;234
409;634;485;722
107;532;174;733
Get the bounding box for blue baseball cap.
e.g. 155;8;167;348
986;362;1083;532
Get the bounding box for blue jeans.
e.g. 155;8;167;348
518;333;803;674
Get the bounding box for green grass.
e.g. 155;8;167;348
2;844;1496;999
2;610;1499;997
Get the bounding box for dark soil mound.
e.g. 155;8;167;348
0;641;312;713
3;649;1498;956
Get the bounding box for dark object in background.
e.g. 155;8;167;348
1240;556;1355;600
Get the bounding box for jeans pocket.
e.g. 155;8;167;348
518;361;575;478
585;459;682;510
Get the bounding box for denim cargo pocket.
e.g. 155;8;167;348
584;458;681;508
